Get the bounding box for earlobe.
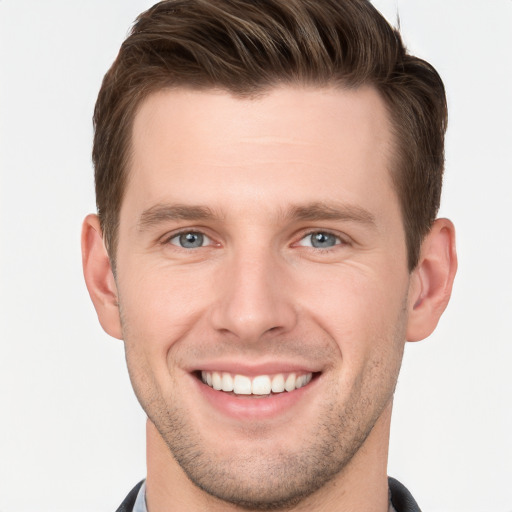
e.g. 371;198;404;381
81;214;123;339
406;218;457;342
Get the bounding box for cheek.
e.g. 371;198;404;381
296;262;409;359
309;272;408;412
117;261;214;356
117;266;212;405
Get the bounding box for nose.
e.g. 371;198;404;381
210;247;297;341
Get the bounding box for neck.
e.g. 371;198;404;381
145;402;392;512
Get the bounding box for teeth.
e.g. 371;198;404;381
233;374;252;395
271;374;285;393
252;375;271;395
295;373;312;389
284;373;296;392
212;371;222;390
201;371;313;396
221;372;234;392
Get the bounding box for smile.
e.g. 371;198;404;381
201;371;313;396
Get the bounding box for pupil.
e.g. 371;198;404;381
180;232;203;248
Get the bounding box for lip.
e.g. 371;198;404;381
189;360;321;377
190;369;321;421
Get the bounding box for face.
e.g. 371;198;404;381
115;86;413;508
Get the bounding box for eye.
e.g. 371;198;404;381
297;231;342;249
168;231;212;249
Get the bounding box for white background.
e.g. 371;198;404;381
0;1;511;511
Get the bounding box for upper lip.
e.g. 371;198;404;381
188;360;323;377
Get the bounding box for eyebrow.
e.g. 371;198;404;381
285;202;376;226
138;204;218;230
137;201;376;231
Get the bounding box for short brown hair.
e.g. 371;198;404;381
93;0;447;270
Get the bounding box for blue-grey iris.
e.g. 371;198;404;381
310;232;337;248
179;232;204;248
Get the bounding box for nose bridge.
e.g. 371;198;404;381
211;240;296;340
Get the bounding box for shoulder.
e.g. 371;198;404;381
388;477;422;512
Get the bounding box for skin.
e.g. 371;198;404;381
82;86;457;511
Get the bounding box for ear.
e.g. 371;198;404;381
406;218;457;342
81;214;123;339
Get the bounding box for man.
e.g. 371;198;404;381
81;0;457;510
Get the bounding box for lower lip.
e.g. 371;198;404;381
192;374;319;421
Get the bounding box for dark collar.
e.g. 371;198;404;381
116;477;421;512
389;477;422;512
115;480;144;512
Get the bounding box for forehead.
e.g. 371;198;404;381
123;85;397;223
